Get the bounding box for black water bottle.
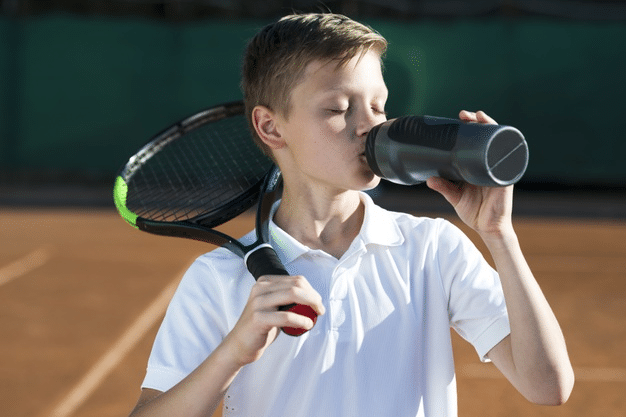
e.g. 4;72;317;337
365;115;529;187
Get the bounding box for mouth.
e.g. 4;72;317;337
359;152;370;166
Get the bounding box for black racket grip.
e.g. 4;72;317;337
246;245;318;337
246;245;289;279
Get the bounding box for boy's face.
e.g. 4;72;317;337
274;49;388;193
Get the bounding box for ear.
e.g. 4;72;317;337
251;105;286;150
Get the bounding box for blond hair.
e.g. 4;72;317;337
241;13;388;157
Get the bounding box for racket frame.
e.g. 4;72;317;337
113;102;317;336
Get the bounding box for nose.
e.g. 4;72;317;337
356;108;386;138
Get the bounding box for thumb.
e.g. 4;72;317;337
426;177;463;207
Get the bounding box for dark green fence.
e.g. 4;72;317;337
1;15;625;185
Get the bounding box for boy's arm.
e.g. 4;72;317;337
128;274;324;417
426;110;575;405
129;340;243;417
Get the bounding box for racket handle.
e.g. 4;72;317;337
246;245;318;337
246;244;289;278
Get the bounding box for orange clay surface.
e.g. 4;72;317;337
1;208;625;417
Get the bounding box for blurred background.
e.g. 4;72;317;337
1;0;625;213
1;2;626;417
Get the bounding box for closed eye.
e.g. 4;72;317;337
373;107;387;116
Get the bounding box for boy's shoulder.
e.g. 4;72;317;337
184;229;256;282
178;238;254;306
191;226;258;259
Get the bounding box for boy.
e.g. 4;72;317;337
129;13;574;417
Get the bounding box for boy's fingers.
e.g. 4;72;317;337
459;110;497;125
252;275;325;316
255;289;325;316
280;310;317;330
426;176;462;207
475;110;497;124
247;309;315;330
459;110;476;121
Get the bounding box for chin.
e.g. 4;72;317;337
360;174;382;191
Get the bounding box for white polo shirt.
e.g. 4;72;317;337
142;192;510;417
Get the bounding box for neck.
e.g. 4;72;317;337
274;187;364;260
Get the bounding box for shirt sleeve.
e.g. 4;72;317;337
435;219;510;362
141;254;231;392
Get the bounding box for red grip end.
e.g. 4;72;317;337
282;304;318;337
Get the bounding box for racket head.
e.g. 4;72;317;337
113;101;274;235
114;112;318;337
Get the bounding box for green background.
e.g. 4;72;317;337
1;15;624;185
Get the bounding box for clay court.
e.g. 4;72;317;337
1;192;625;417
1;1;625;415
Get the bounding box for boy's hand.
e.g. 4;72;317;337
426;110;514;238
222;274;325;367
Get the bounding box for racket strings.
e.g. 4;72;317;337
124;114;271;223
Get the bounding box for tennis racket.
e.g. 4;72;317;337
113;100;317;336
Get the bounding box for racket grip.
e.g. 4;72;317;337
246;245;318;337
246;245;289;279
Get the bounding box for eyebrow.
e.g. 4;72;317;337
318;84;389;98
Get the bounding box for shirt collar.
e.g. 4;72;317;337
268;191;405;265
358;191;405;248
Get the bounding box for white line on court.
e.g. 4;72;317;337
459;363;626;382
0;247;52;287
45;275;182;417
